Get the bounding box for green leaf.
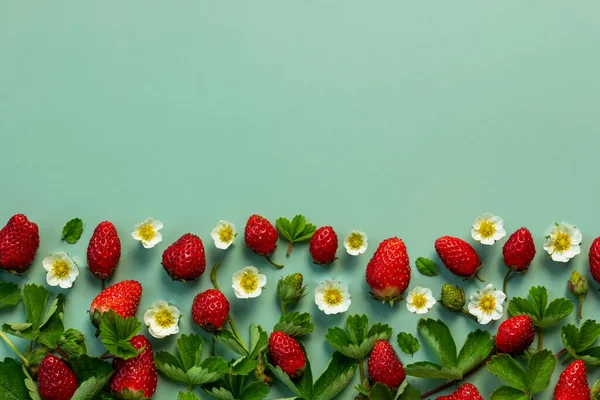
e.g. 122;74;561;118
0;282;20;309
296;351;313;400
404;361;459;380
525;349;556;394
573;346;600;366
215;329;248;356
539;298;574;328
276;215;316;244
486;354;528;392
249;324;268;359
240;381;270;400
26;348;47;366
397;332;420;356
2;322;36;340
577;320;600;351
509;286;573;329
69;355;113;383
178;392;201;400
37;294;66;348
273;312;314;337
313;352;359;400
528;286;548;318
57;328;87;357
490;386;529;400
396;383;421;400
267;363;302;397
417;319;457;369
99;310;141;360
231;356;258;376
276;218;293;241
177;333;203;371
23;364;42;400
62;218;84;244
346;314;369;344
155;354;189;383
415;257;438;276
71;374;112;400
205;387;235;400
508;297;540;324
187;357;229;385
325;315;391;360
0;358;27;400
22;283;48;331
456;329;494;375
368;383;394;400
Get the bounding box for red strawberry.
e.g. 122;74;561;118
0;214;39;273
244;214;283;268
365;238;411;304
162;233;206;281
110;335;157;399
192;289;230;332
89;280;142;327
503;228;536;271
435;236;482;279
87;221;121;280
589;237;600;284
554;360;590;400
268;331;306;378
436;383;483;400
309;226;338;265
368;340;405;390
495;315;534;354
37;354;78;400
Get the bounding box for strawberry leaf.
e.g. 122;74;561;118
23;283;48;331
276;215;316;255
313;352;358;400
57;328;87;358
99;310;141;360
216;329;248;356
416;319;458;371
415;257;438;277
239;381;269;400
204;387;235;400
248;324;268;359
487;354;528;392
0;358;27;400
456;329;494;375
69;355;113;382
368;383;394;400
37;294;66;348
509;286;573;328
23;364;41;400
325;314;391;360
404;361;459;380
396;382;421;400
62;218;84;244
178;392;201;400
490;386;529;400
70;373;112;400
231;356;258;376
561;320;600;365
273;312;314;337
177;333;203;371
524;349;556;394
397;332;420;356
0;282;20;309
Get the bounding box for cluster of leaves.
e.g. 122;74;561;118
276;215;316;256
487;350;556;399
561;319;600;365
508;286;573;332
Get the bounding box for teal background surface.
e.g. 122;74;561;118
2;2;600;398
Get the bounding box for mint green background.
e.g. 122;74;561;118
1;2;600;399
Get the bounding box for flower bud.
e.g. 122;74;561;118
277;273;307;308
440;284;465;312
568;271;589;296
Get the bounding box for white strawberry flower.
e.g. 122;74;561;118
143;300;180;339
42;252;79;289
232;266;267;299
211;220;237;250
543;222;582;262
468;284;506;324
132;217;163;249
471;213;506;245
406;286;436;314
343;230;368;256
314;279;351;315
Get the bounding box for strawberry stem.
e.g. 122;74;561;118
286;241;293;257
210;262;222;291
265;255;284;269
101;279;106;291
358;359;369;389
473;272;485;283
578;295;585;319
0;331;29;367
503;270;513;297
537;328;544;351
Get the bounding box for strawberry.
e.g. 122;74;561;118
589;237;600;284
162;233;206;281
244;214;283;269
37;354;78;400
110;335;157;399
89;280;142;327
502;228;536;271
192;289;230;332
365;238;411;304
554;360;590;400
435;236;482;279
367;340;405;390
0;214;39;273
268;331;306;378
436;383;483;400
87;221;121;280
495;315;534;354
309;226;338;265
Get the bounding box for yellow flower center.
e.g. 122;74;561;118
52;260;71;279
478;294;496;314
324;288;343;306
347;232;364;250
139;224;155;241
219;226;234;243
554;232;571;252
240;272;258;293
412;293;427;309
479;221;496;239
154;309;175;328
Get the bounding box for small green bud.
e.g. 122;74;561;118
277;273;307;308
440;284;465;312
568;271;589;296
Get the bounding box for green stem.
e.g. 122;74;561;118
578;295;584;319
228;315;248;352
503;269;513;297
265;255;284;269
474;272;485;283
281;302;288;316
211;336;216;356
0;331;29;366
210;262;222;291
286;241;293;257
359;359;368;388
101;279;106;290
555;348;567;358
538;328;544;351
188;384;193;392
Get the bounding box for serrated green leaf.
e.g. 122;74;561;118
404;361;459;380
156;358;189;383
99;310;141;360
539;298;573;328
562;323;581;357
23;284;48;331
486;354;528;392
38;294;66;348
231;356;258;376
274;312;314;337
26;348;47;366
528;286;548;317
415;257;438;277
575;346;600;365
0;282;20;309
178;392;201;400
525;349;555;393
578;320;600;351
592;378;600;400
249;324;268;359
397;332;420;356
296;349;313;400
62;218;84;244
205;387;235;400
291;215;307;239
0;358;27;400
276;218;293;241
71;374;112;400
508;297;540;324
57;328;87;357
367;323;393;342
23;364;42;400
240;381;270;400
177;333;204;371
216;329;248;356
490;385;529;400
313;352;358;400
396;382;421;400
2;322;36;340
69;355;113;387
417;319;457;369
346;314;369;344
267;363;302;397
369;383;394;400
456;329;494;375
187;357;229;385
